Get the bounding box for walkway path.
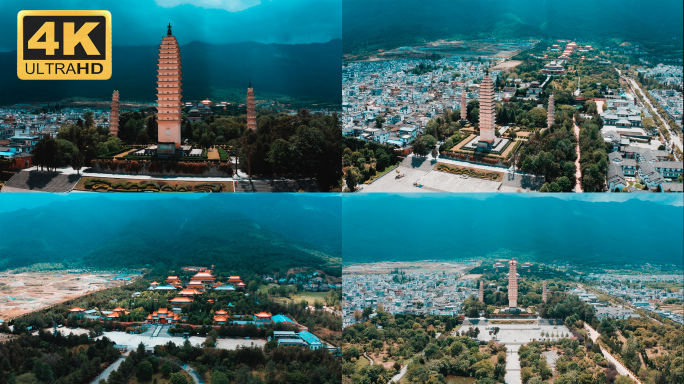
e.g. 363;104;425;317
114;148;138;159
573;117;583;192
505;345;522;384
388;362;408;384
584;323;642;384
364;352;374;366
90;351;129;384
181;363;205;384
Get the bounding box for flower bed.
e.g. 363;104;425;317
79;177;233;192
435;163;504;181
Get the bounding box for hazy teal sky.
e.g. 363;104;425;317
0;0;341;51
342;194;684;266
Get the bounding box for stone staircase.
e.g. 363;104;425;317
1;170;81;192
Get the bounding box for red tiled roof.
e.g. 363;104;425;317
170;297;193;303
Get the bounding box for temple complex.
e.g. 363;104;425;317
156;23;183;156
460;89;467;122
548;93;555;128
508;260;518;309
478;71;496;148
247;83;257;131
109;88;119;137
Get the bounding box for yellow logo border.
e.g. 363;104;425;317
17;10;112;80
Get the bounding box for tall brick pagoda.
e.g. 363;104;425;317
547;93;555;128
478;70;496;147
109;87;119;137
460;89;467;122
247;82;257;131
508;260;518;309
479;280;484;302
156;23;182;156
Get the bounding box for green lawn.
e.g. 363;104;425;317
258;284;329;305
285;291;329;305
355;354;370;368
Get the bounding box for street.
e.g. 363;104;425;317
622;74;682;160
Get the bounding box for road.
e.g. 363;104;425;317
573;117;583;192
622;75;682;160
584;323;642;384
388;360;409;384
181;363;205;384
90;351;129;384
388;346;428;383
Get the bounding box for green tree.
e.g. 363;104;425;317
161;361;173;377
210;371;230;384
556;176;572;192
169;372;188;384
345;168;357;192
412;135;438;157
267;138;299;175
614;376;635;384
137;360;153;381
71;151;85;174
32;360;53;383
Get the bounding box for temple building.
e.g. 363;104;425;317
69;307;86;318
156;23;183;156
146;308;181;324
166;276;181;287
213;309;229;324
109;88;119;137
170;296;194;308
548;93;555;128
477;71;497;149
508;260;518;309
460;89;468;122
542;61;566;75
478;280;484;302
190;271;216;285
542;280;548;303
187;280;205;292
255;312;272;327
178;288;201;297
247;83;257;131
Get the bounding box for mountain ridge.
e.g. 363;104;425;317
1;39;342;107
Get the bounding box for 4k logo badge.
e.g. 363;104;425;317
17;10;112;80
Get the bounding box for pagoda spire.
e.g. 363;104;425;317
167;23;172;36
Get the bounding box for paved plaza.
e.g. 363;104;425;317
461;318;571;384
49;325;267;350
359;154;544;193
